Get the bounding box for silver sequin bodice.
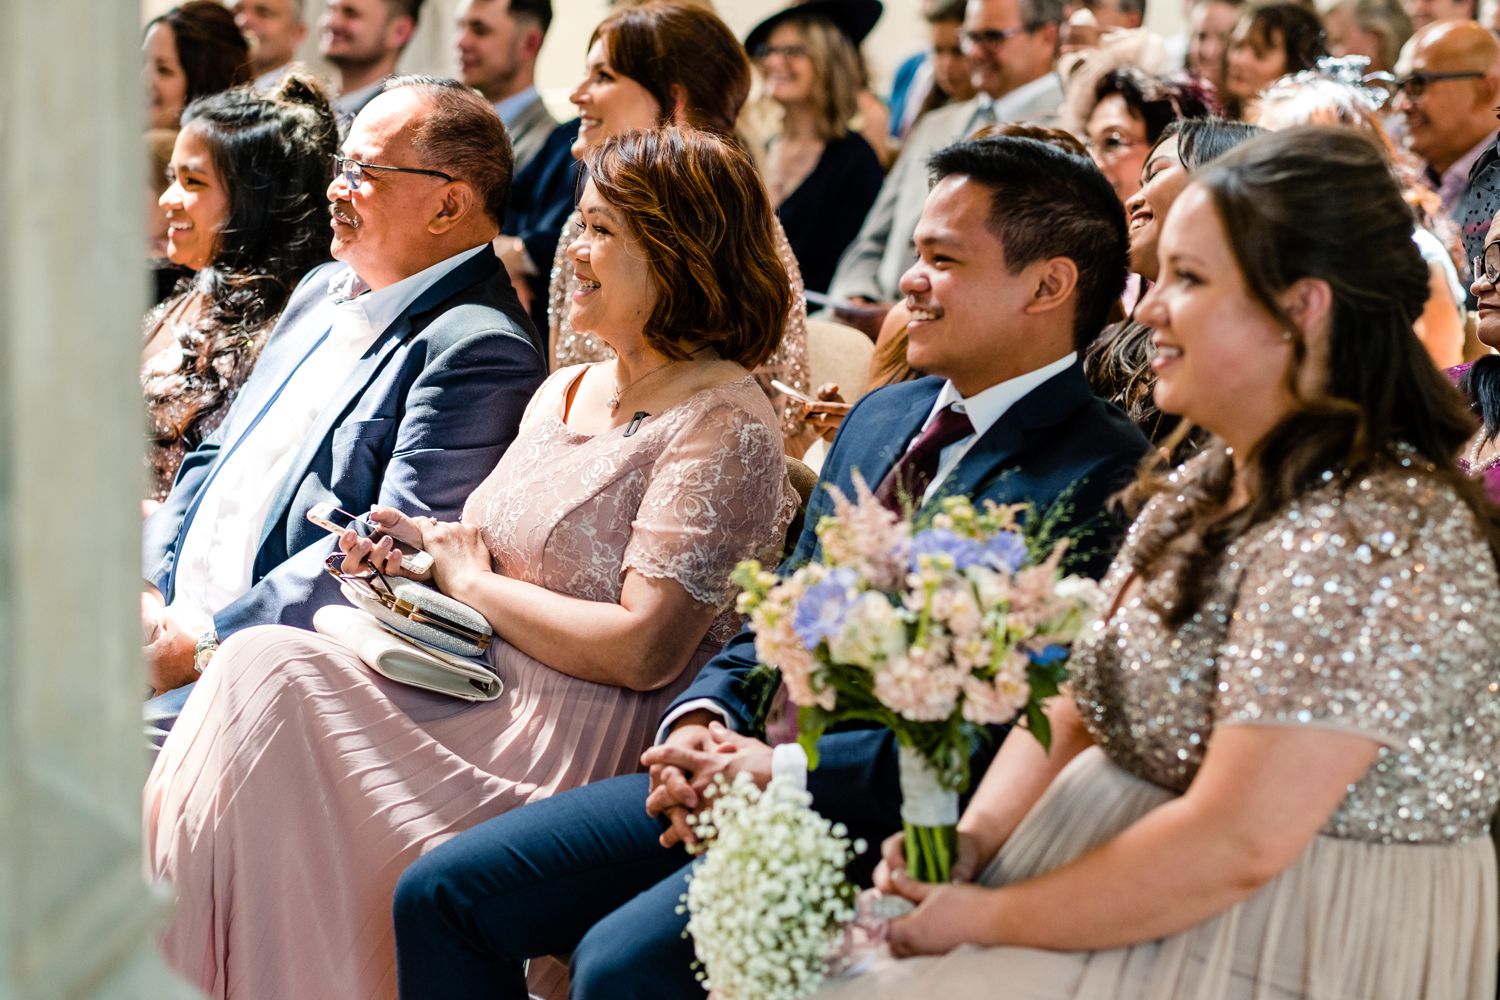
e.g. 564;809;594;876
1074;454;1500;844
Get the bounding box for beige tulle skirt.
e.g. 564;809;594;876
815;747;1497;1000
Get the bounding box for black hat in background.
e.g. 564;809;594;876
744;0;884;56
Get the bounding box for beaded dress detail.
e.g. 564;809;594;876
813;451;1500;1000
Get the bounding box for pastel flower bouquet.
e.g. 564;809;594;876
732;477;1103;884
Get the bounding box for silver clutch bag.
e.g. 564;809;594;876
324;554;492;658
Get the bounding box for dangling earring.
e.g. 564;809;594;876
1282;329;1295;341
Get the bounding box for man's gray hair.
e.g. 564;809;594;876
380;75;513;226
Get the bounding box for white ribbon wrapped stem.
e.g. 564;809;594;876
896;745;959;826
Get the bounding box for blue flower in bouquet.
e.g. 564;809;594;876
792;568;859;649
910;527;1029;576
909;528;985;572
1027;643;1069;667
979;530;1029;574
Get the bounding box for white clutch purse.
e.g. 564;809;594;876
312;605;502;702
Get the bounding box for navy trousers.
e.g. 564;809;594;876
392;727;922;999
393;772;703;1000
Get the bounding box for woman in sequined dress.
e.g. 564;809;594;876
545;2;811;441
142;75;336;501
814;128;1500;999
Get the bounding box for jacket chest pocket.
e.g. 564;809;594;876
330;418;395;492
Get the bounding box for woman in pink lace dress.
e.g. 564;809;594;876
145;128;796;1000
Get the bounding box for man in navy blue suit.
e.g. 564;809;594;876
390;136;1152;1000
142;76;545;738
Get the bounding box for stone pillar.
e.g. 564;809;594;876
0;2;196;997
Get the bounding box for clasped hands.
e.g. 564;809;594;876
640;714;773;850
643;717;1009;958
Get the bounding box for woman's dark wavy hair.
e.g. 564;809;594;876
147;0;253;107
1092;69;1222;145
585;128;791;368
1460;355;1500;446
1086;118;1263;454
1123;126;1500;624
152;74;338;441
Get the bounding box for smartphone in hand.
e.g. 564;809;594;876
306;503;434;576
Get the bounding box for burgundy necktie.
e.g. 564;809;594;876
874;403;975;513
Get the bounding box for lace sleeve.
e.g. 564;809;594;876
622;393;795;606
1214;470;1495;747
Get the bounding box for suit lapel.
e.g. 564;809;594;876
251;249;500;558
839;377;943;494
927;362;1094;506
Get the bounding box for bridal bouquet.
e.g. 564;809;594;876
733;478;1102;883
682;773;864;1000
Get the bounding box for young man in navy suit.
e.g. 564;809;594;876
390;136;1152;1000
142;76;545;740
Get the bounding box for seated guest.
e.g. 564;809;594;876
1407;0;1475;30
230;0;308;91
145;126;797;1000
746;0;886;294
143;75;338;503
1222;1;1326;118
1087;118;1260;452
145;128;191;306
1186;0;1244;93
319;0;425;126
826;0;1067;333
1080;68;1218;205
391;136;1153;1000
142;0;252;130
810;127;1500;1000
1254;71;1468;366
1458;208;1500;500
1394;21;1500;262
541;2;812;441
807;122;1093;443
889;0;977;141
454;0;557;173
141;77;545;727
1322;0;1413;72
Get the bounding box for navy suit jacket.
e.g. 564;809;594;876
664;364;1151;851
143;247;547;639
502;117;582;334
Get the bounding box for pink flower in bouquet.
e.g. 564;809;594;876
817;479;911;590
873;647;963;722
960;651;1031;725
827;592;908;671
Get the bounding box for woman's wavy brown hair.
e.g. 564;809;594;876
586;128;791;369
591;2;750;140
1124;126;1500;625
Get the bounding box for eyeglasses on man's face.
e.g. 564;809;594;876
1088;132;1141;158
1473;240;1500;287
960;25;1040;50
332;154;455;190
1386;69;1486;102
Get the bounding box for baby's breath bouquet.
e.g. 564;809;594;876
682;773;864;1000
733;477;1102;883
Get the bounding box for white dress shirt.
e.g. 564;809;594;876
656;352;1081;780
169;244;490;637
